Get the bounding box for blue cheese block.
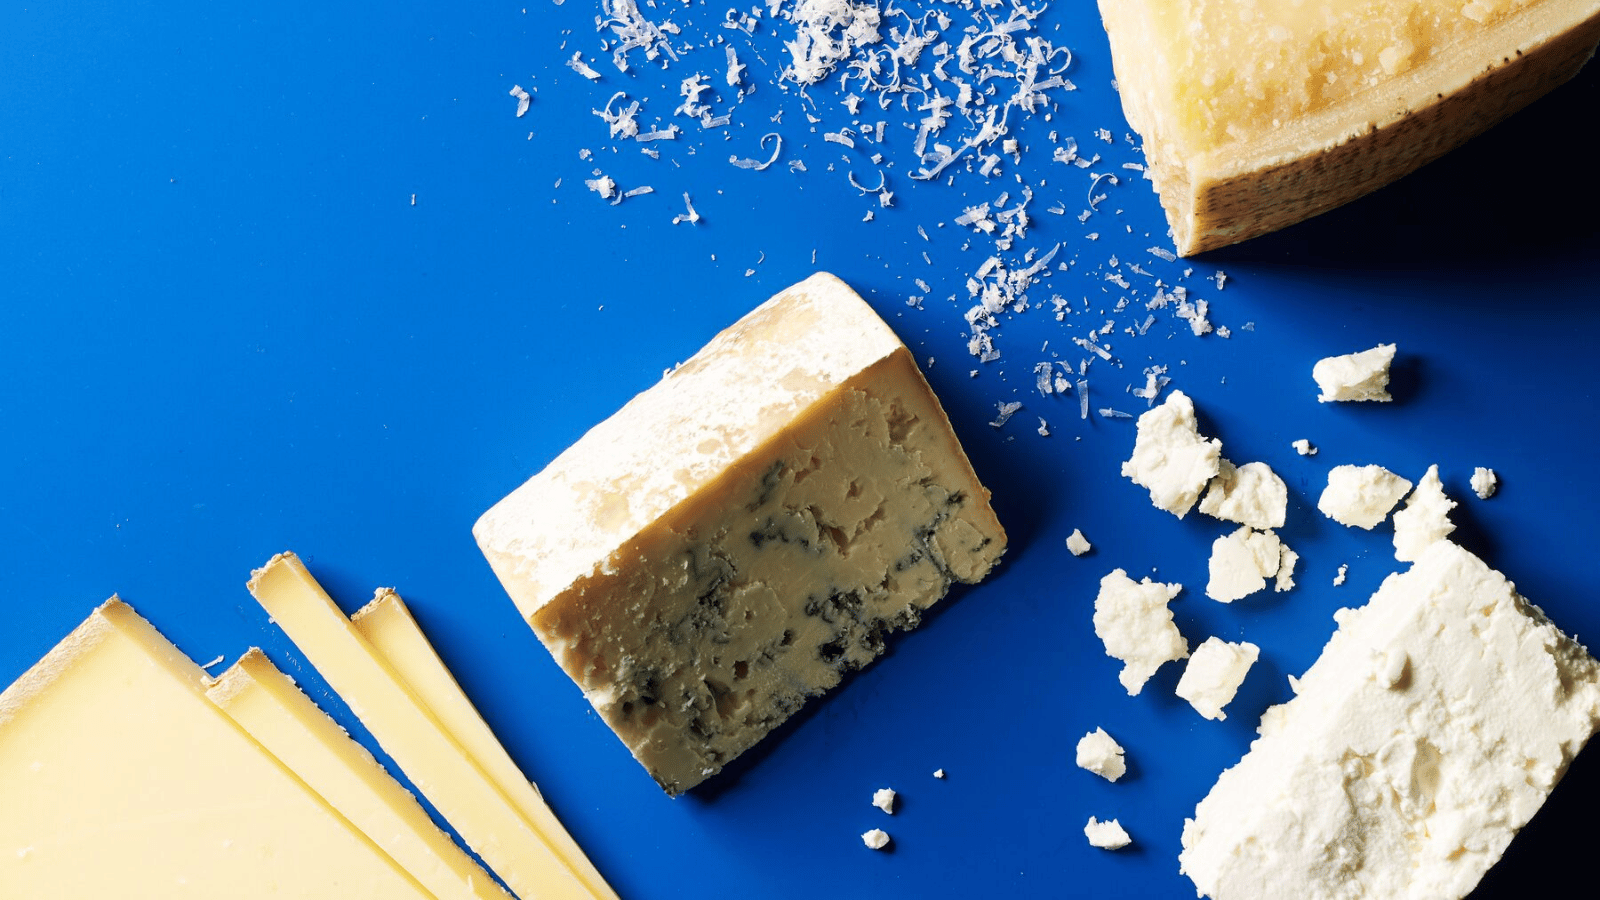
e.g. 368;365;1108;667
474;273;1006;794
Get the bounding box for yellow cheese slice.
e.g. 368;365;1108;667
352;590;615;900
1099;0;1600;254
0;599;433;899
206;648;512;900
247;552;595;900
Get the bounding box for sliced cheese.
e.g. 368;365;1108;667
248;552;595;900
1100;0;1600;254
206;648;511;900
0;599;432;899
353;589;615;900
473;272;1006;795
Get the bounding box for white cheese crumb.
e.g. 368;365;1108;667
509;84;532;117
1199;459;1288;530
1121;390;1222;519
1393;465;1457;562
1471;467;1499;499
1318;465;1412;530
1313;344;1396;402
861;828;891;850
1065;528;1092;557
872;787;896;815
1176;637;1259;721
1075;728;1126;782
1275;546;1299;593
1093;569;1188;696
1085;817;1132;850
933;768;946;779
1291;439;1318;456
1206;526;1287;603
1334;563;1349;586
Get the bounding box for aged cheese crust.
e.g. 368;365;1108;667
1179;542;1600;899
1099;0;1600;255
474;273;1006;795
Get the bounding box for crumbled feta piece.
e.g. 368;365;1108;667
872;788;896;815
1393;465;1457;562
1065;528;1093;557
933;769;946;779
1291;439;1318;456
1275;546;1299;593
1334;564;1348;586
1471;467;1499;499
1317;465;1412;530
861;828;891;850
1312;343;1396;402
1085;817;1132;850
1175;637;1259;721
1093;570;1188;695
1075;728;1127;782
1200;459;1288;529
1121;390;1222;519
1207;527;1292;602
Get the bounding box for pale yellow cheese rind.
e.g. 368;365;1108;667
0;599;432;899
353;590;616;900
248;552;596;900
207;648;512;900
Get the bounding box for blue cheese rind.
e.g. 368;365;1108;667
1179;541;1600;899
474;273;1006;795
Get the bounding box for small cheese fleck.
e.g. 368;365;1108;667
1085;817;1132;850
1334;564;1348;586
1175;637;1259;721
1065;529;1093;557
1075;728;1127;782
1093;569;1188;695
871;788;896;815
1121;390;1222;519
1312;344;1396;402
1206;527;1291;603
1471;467;1499;500
1199;459;1288;529
1291;438;1317;456
932;769;946;779
1317;464;1412;530
1392;465;1457;562
861;828;891;851
1275;546;1299;593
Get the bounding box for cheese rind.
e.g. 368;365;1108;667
1179;541;1600;899
0;600;433;899
206;649;510;900
474;273;1005;794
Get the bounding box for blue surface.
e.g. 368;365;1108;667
3;3;1597;897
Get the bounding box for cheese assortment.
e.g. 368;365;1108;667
1098;0;1600;254
474;272;1006;795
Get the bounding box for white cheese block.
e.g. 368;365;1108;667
1313;344;1396;403
1075;727;1127;782
1317;464;1412;529
1175;637;1260;722
861;828;891;850
1206;526;1293;603
1084;817;1132;850
871;787;896;814
474;272;1006;795
1471;466;1499;499
1065;528;1092;557
1178;541;1600;899
1199;459;1288;530
1092;569;1189;695
1392;464;1458;562
1121;390;1222;519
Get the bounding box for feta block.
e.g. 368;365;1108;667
1312;344;1395;402
872;787;896;814
474;273;1007;795
1085;817;1132;850
1206;527;1294;603
1471;466;1499;500
1291;439;1317;457
1179;542;1600;900
1199;459;1288;530
1093;569;1189;695
1075;727;1127;782
1065;528;1093;557
1121;390;1223;518
1175;638;1260;721
1317;464;1412;530
861;828;891;850
1392;465;1457;562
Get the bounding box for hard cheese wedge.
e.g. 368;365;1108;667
206;648;511;900
352;589;615;900
1099;0;1600;254
0;599;432;899
474;272;1007;795
248;552;595;900
1179;541;1600;899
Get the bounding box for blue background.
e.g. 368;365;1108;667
3;2;1597;897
